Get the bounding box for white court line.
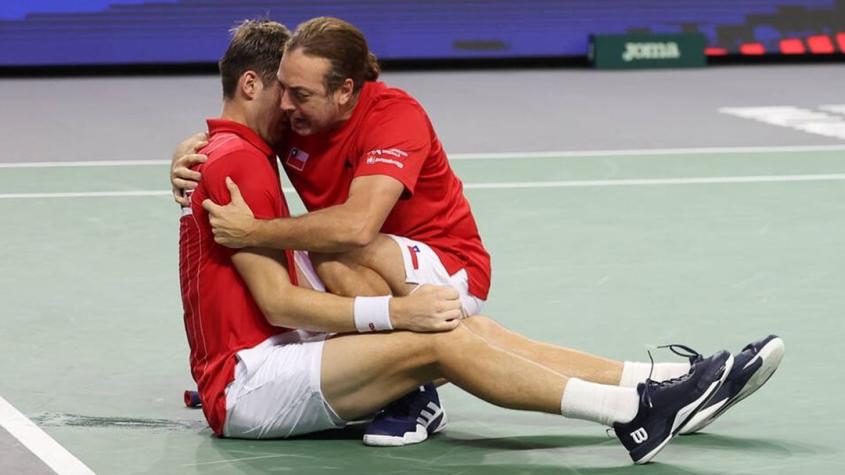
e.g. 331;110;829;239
450;144;845;160
0;190;172;199
463;173;845;189
1;144;845;168
0;395;95;475
2;174;845;199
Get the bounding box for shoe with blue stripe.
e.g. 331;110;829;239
614;350;732;464
363;383;447;447
679;335;785;434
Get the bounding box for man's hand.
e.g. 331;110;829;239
171;132;209;206
202;177;258;248
390;284;463;332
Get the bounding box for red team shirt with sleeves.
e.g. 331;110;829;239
281;81;492;300
179;119;297;435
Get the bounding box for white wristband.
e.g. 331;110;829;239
353;296;393;332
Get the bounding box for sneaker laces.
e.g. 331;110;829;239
641;344;702;408
658;343;703;364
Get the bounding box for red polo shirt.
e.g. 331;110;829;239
281;81;491;299
179;119;296;435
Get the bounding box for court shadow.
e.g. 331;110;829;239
198;436;721;475
287;424;368;441
673;432;821;456
431;463;722;475
438;432;612;451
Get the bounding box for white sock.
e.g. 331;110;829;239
561;378;639;427
619;361;690;388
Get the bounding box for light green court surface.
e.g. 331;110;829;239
1;149;844;474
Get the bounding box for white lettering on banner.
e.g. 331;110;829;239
622;42;681;62
720;105;845;140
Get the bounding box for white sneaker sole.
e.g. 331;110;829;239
362;405;448;447
679;337;784;435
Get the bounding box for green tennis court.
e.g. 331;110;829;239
1;147;843;473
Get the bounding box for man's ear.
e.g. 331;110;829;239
238;70;260;99
335;78;355;106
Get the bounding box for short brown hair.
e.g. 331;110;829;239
219;19;290;99
285;17;380;93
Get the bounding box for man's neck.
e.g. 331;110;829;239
220;102;252;129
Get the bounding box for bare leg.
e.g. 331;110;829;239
312;239;622;388
312;236;451;388
461;316;624;386
311;235;414;298
321;322;567;420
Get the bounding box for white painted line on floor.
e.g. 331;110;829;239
0;159;170;168
1;144;844;168
2;174;844;199
0;190;172;199
819;104;845;115
450;144;845;160
0;395;96;475
462;173;845;189
720;106;845;140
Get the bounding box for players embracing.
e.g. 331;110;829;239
171;16;785;464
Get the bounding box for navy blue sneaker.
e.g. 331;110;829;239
680;335;784;434
363;383;447;447
614;350;733;464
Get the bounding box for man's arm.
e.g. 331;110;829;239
205;102;431;251
170;132;208;206
231;246;462;333
204;174;403;252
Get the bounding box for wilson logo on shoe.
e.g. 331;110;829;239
630;427;649;443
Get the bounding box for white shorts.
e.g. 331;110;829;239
386;234;485;316
223;331;345;439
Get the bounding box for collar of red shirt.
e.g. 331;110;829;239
206;118;273;157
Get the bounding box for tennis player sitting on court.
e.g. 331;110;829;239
172;16;493;446
177;19;785;465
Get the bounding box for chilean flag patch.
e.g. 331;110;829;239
286;147;310;171
408;245;421;270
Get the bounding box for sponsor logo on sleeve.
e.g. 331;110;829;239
364;148;407;169
285;147;310;171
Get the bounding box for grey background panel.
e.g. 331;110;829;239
1;64;843;165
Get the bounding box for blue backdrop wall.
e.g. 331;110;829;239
1;1;842;66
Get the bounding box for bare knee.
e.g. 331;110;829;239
310;252;390;297
429;323;484;361
310;252;344;278
310;254;350;293
461;315;504;340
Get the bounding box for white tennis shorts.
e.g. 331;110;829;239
386;234;485;316
223;331;345;439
